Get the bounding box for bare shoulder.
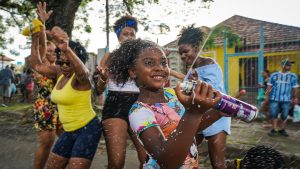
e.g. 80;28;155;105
53;65;62;79
194;57;216;68
203;57;216;65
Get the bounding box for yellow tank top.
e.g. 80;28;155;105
51;73;96;131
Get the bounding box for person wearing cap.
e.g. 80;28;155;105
265;59;299;137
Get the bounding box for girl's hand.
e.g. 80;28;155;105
175;80;222;113
96;66;108;84
37;2;53;23
47;26;69;51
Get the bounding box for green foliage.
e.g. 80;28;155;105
123;0;159;14
186;0;214;2
9;49;20;56
0;103;32;111
0;15;8;49
0;0;215;52
0;0;36;53
84;24;92;33
204;25;241;49
80;0;94;7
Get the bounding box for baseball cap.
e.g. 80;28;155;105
281;59;294;66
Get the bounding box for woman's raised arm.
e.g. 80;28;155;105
49;26;89;84
30;31;58;79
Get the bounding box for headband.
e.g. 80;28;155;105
115;20;137;37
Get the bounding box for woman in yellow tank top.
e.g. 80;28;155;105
30;24;102;169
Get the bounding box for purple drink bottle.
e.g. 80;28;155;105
180;81;258;122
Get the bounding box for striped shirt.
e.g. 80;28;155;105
268;71;299;102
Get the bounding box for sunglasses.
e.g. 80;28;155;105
55;60;71;67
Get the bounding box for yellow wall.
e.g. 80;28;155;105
264;52;300;74
204;48;300;96
204;47;239;95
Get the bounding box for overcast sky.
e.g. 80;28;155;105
3;0;300;63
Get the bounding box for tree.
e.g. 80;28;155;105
204;25;241;49
0;0;214;54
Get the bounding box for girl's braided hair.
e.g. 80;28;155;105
241;145;287;169
178;24;204;48
108;38;161;86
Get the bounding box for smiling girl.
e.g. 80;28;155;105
108;39;223;168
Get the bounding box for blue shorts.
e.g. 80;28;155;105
52;117;102;160
269;101;290;120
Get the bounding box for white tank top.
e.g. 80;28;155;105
108;80;139;92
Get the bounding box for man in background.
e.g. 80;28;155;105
265;59;299;137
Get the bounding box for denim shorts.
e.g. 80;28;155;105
52;117;102;160
269;101;290;120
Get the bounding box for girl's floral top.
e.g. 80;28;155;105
129;89;199;169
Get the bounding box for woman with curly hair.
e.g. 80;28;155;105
96;15;146;169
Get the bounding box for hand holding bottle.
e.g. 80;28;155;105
175;80;222;114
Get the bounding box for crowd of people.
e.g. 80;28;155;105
0;1;299;169
0;64;36;106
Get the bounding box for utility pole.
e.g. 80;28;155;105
105;0;109;51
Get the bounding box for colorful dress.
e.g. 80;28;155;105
129;90;199;169
33;76;58;130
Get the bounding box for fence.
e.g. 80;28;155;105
222;24;300;106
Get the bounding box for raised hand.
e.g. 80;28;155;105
37;2;53;23
47;26;69;51
96;66;108;83
175;80;222;113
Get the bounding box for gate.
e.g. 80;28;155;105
223;24;300;106
223;25;264;105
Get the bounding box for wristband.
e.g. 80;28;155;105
22;19;45;36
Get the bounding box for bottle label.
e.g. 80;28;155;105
180;81;258;122
215;95;257;122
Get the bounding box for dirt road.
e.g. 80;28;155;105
1;108;300;169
